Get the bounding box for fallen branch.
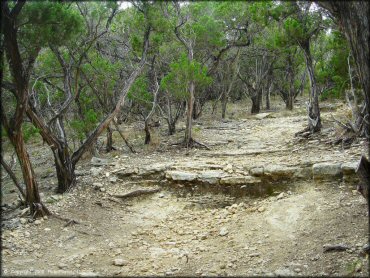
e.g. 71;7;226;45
51;214;81;226
323;244;349;253
112;188;161;199
112;119;136;153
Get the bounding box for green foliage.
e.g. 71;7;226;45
22;123;40;143
128;76;153;106
160;53;212;99
20;1;84;48
70;109;99;141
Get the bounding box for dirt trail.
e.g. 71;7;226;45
1;101;369;276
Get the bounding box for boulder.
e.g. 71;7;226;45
249;167;264;177
138;163;172;176
341;161;358;176
264;165;298;180
165;171;198;181
197;171;227;184
115;168;138;178
312;162;342;180
293;166;312;179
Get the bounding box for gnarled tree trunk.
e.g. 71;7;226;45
301;41;321;132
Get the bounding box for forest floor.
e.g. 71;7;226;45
1;98;369;277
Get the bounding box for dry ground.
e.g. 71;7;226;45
1;98;369;276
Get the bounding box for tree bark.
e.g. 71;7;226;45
144;121;151;144
54;146;76;193
105;126;114;152
184;80;195;147
251;95;260;114
301;41;321;132
221;91;228;119
10;132;50;216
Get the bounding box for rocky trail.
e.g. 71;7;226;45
1;101;369;276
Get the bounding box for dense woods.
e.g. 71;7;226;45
1;0;369;221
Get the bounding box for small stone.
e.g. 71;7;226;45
20;218;27;225
44;228;51;231
219;228;229;236
43;216;48;220
100;188;106;192
34;220;42;225
294;268;301;273
249;253;260;257
258;207;265;212
276;192;285;200
113;258;127;266
219;264;226;269
58;263;67;269
158;193;165;198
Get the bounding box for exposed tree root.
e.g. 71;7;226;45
171;138;211;150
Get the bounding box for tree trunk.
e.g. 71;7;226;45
105;126;114;152
144;120;151;144
221;91;228;119
317;1;369;156
10;132;49;216
286;96;293;110
168;121;176;135
251;95;260;114
301;41;321;132
184;81;195;147
265;87;271;110
192;99;202;120
54;146;76;193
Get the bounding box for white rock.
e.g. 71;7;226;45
276;192;285;200
219;228;229;236
34;220;42;225
258;207;265;212
113;258;127;266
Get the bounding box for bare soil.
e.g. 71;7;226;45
1;99;369;277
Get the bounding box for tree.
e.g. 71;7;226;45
160;53;212;145
281;2;327;133
26;2;151;193
1;1;83;216
317;1;369;154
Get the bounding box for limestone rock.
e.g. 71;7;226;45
220;176;261;185
249;167;264;177
166;171;198;181
115;168;138;178
197;171;226;184
264;165;298;180
139;163;172;176
341;161;357;175
312;162;342;180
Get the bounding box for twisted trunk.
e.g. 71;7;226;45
301;41;321;132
